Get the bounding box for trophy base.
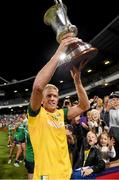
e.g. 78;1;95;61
58;44;98;69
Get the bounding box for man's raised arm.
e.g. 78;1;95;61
30;33;80;111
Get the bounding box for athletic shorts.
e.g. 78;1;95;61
14;138;25;145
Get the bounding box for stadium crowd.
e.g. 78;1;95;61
0;91;119;179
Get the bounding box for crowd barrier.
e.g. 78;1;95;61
72;160;119;179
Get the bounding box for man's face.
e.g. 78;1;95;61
110;97;119;108
42;88;59;112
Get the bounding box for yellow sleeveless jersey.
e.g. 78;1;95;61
28;106;72;180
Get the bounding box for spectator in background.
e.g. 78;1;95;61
101;95;110;127
109;91;119;160
96;97;103;113
8;115;26;167
65;124;76;166
24;119;34;180
97;132;116;163
7;122;13;148
71;101;88;168
62;98;72;108
87;109;108;137
72;131;105;179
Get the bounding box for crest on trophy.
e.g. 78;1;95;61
44;0;98;69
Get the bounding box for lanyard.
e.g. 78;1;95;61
83;149;90;166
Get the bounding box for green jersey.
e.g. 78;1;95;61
24;127;34;162
14;123;25;141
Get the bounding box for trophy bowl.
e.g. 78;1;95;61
44;2;98;69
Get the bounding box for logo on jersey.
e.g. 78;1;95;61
47;120;64;128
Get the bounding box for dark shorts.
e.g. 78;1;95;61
13;138;20;145
14;138;25;145
25;159;34;174
19;139;25;143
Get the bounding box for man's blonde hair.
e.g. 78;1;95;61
43;84;59;94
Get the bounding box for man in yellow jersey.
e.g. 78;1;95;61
28;33;90;180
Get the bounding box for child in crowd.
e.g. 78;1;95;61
97;132;116;163
72;131;105;179
87;109;108;137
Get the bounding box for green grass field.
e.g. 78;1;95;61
0;129;27;179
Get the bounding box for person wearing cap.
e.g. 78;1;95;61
109;91;119;160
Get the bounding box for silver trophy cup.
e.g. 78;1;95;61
44;0;98;69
